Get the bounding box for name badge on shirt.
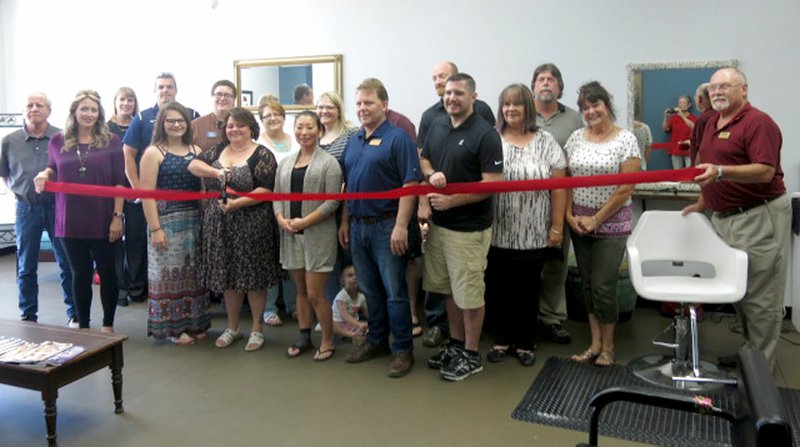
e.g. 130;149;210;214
368;139;382;146
206;131;219;139
718;131;731;140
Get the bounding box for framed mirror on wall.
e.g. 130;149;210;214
627;59;738;171
234;54;343;112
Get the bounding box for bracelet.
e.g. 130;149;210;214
549;228;562;235
150;228;162;234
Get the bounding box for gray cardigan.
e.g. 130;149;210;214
273;147;342;267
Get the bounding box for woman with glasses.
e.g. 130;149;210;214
34;90;126;332
316;91;357;162
189;107;283;352
565;81;640;367
138;101;210;345
256;99;295;328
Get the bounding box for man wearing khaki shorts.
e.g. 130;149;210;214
418;73;503;381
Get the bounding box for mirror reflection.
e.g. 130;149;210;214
234;55;343;111
627;59;737;171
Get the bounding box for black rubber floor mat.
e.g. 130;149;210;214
512;357;799;447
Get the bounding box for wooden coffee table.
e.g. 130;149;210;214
0;319;128;446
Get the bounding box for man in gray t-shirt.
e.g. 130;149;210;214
0;93;76;325
531;63;584;344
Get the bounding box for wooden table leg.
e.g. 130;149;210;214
111;345;124;414
42;389;58;446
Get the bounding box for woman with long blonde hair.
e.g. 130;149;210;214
34;90;126;332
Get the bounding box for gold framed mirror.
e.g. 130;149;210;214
234;54;343;112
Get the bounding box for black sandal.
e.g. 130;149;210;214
487;345;513;363
285;339;314;358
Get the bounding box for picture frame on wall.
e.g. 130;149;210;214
241;90;253;107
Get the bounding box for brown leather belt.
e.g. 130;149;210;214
352;212;395;224
715;195;781;218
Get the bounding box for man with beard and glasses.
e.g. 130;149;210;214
419;73;503;381
531;63;583;345
682;67;789;370
121;72;200;306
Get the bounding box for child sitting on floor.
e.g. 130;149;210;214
332;265;368;344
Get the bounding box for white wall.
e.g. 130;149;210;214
2;0;798;190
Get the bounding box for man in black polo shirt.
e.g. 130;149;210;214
416;60;496;349
419;73;503;381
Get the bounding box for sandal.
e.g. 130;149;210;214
571;349;600;363
594;351;615;367
487;345;513;363
215;328;242;348
194;332;209;341
169;333;195;346
412;322;423;338
263;313;283;327
516;349;536;367
285;339;314;358
245;331;265;352
313;347;336;362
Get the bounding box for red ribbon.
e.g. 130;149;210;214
44;168;702;202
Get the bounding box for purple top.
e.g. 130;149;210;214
47;133;126;239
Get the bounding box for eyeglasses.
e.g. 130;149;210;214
213;92;234;100
165;118;186;126
708;83;742;93
261;113;283;120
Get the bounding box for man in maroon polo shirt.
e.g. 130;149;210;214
682;67;789;370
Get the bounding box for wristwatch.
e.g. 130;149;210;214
113;211;125;218
715;165;723;182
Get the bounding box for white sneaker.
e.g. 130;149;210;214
314;322;322;332
67;318;79;329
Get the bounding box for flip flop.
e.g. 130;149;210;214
313;347;336;362
169;333;195;346
594;351;615;367
264;313;283;327
285;339;314;358
412;322;423;337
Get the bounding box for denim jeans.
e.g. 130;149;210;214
15;201;75;321
350;218;412;353
265;278;297;316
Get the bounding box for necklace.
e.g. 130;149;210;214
587;125;615;143
76;144;93;177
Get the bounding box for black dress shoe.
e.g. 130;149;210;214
129;294;146;303
117;297;129;307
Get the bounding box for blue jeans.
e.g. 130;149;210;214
265;278;296;316
15;201;75;320
350;218;412;353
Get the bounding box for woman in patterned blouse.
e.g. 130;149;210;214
565;81;641;367
484;84;567;367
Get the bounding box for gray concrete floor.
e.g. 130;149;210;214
0;254;797;447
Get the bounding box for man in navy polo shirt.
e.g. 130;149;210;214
340;78;422;378
120;72;199;305
419;73;503;381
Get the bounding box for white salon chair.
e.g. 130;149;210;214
626;210;748;390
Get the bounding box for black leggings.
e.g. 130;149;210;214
484;246;545;351
60;237;118;328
